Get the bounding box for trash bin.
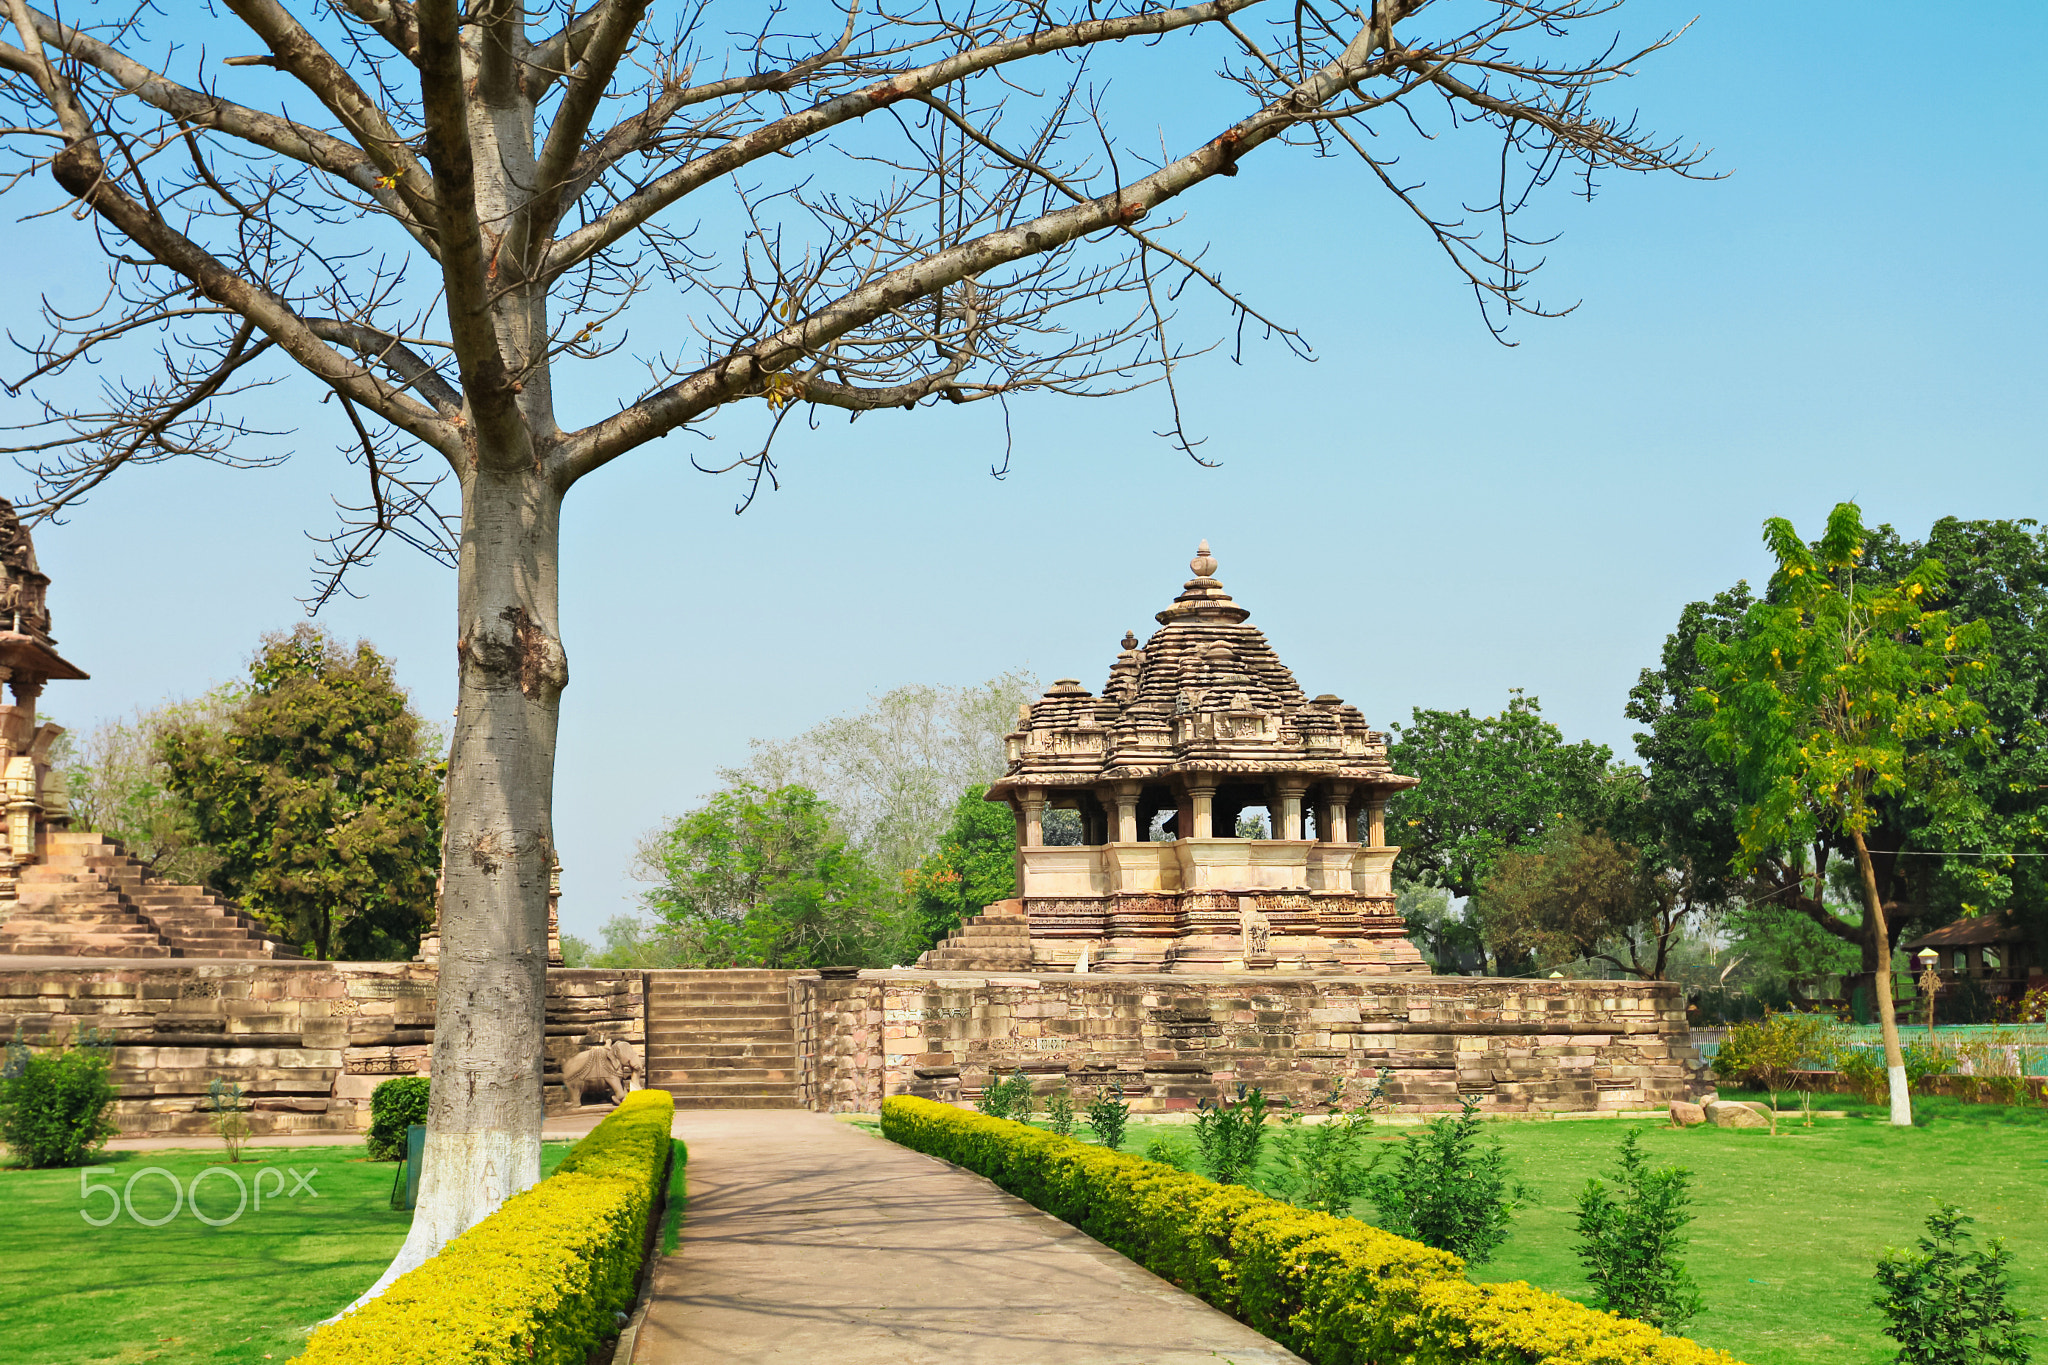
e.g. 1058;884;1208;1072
389;1122;427;1210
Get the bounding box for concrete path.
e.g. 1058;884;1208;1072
633;1110;1301;1365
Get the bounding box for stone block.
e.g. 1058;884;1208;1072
1667;1100;1706;1127
1705;1100;1769;1129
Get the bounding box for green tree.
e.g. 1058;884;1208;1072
1387;692;1612;973
637;784;897;968
157;627;444;960
1700;502;1993;1126
903;784;1018;954
58;688;243;887
1473;822;1707;980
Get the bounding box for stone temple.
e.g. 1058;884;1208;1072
921;542;1428;976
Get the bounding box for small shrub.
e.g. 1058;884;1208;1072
1263;1078;1382;1216
1142;1133;1196;1171
205;1077;252;1163
974;1069;1033;1122
0;1037;118;1168
1042;1081;1076;1137
1084;1084;1130;1150
366;1075;431;1161
1574;1129;1703;1331
1714;1011;1835;1131
1835;1047;1887;1104
1192;1085;1268;1185
1363;1096;1529;1265
1873;1203;2031;1365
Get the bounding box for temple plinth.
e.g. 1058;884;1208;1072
922;542;1428;975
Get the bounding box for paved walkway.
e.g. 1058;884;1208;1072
633;1110;1300;1364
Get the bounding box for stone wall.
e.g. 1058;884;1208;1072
794;970;1706;1115
0;960;644;1137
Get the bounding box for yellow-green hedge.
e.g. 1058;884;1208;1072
300;1089;678;1365
880;1095;1744;1365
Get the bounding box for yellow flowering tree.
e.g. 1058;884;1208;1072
1699;502;1992;1126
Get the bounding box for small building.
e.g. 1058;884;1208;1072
1902;912;2040;1009
921;542;1426;975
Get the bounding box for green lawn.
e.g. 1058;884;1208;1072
0;1139;577;1364
1108;1097;2048;1365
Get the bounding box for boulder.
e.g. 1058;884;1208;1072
1705;1100;1769;1129
1668;1099;1707;1127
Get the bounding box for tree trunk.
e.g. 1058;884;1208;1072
1852;828;1912;1127
352;463;567;1303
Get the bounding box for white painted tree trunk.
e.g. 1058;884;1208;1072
1853;830;1913;1128
350;461;566;1305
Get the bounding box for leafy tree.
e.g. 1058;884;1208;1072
1397;879;1479;974
1573;1130;1702;1331
1388;692;1612;973
636;783;897;968
157;627;444;960
903;784;1018;954
1387;692;1613;901
722;674;1037;883
1873;1204;2031;1365
58;688;242;887
1700;503;1993;1126
1632;520;2048;1016
1474;822;1708;980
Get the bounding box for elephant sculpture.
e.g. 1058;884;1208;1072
562;1039;640;1107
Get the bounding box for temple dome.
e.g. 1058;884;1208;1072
991;542;1408;792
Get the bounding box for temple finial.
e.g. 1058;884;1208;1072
1190;539;1217;578
1121;630;1138;651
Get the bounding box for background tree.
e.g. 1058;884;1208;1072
1473;821;1707;980
903;783;1018;953
721;673;1035;883
635;783;898;967
1387;692;1614;901
1631;521;2048;1020
1700;503;1993;1127
0;0;1704;1277
58;687;242;888
157;626;444;961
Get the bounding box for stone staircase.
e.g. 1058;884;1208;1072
914;902;1035;971
0;830;299;959
644;970;803;1109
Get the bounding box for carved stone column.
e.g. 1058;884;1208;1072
1322;781;1354;844
1276;783;1306;841
1188;783;1217;840
1020;789;1046;847
1365;795;1388;848
1112;784;1140;844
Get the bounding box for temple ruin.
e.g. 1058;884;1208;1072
922;542;1428;975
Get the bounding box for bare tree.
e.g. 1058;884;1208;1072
0;0;1707;1288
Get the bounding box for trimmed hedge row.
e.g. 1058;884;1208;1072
880;1095;1744;1365
301;1089;678;1365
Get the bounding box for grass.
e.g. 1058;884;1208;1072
0;1138;577;1364
1077;1099;2048;1365
658;1137;688;1257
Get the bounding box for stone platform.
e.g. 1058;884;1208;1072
0;960;1705;1137
796;969;1706;1115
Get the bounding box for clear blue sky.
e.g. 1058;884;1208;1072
10;2;2044;940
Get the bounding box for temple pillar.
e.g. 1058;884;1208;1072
1188;783;1216;840
1112;785;1140;844
1365;795;1388;848
1323;781;1354;844
1020;790;1046;847
1276;783;1305;842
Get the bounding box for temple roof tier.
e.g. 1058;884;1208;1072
990;542;1413;801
